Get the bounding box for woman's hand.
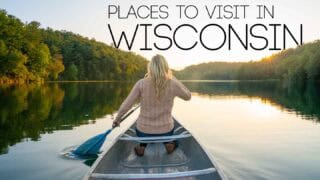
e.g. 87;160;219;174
112;120;120;128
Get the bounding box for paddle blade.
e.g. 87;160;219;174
73;129;112;156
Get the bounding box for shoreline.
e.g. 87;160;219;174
2;79;320;85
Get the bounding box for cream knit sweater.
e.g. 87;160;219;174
115;77;191;134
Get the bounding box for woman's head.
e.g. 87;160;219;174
148;54;171;79
147;54;172;98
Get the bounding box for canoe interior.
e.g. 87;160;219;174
89;120;222;180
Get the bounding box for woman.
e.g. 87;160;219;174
112;54;191;156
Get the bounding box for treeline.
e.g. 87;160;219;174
175;62;244;80
176;40;320;83
0;10;148;84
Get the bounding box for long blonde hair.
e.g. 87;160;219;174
146;54;172;98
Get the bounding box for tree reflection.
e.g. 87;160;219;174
184;81;320;121
0;81;319;155
0;82;132;154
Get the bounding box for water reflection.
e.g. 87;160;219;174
183;81;320;121
0;82;133;154
0;81;319;155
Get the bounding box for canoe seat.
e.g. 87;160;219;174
127;126;188;136
119;126;191;143
90;167;217;179
119;131;192;143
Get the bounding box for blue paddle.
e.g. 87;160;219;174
73;105;140;156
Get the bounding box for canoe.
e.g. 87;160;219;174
84;117;227;180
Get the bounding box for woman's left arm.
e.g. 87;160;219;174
113;80;142;125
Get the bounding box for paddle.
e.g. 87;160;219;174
73;105;140;156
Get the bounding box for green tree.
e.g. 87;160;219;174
64;63;78;80
47;54;65;80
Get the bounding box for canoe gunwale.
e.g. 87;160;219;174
90;167;217;179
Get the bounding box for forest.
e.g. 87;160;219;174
176;40;320;84
0;10;319;84
0;10;148;84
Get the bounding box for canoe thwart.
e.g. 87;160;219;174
90;167;217;179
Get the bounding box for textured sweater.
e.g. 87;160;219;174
115;77;191;134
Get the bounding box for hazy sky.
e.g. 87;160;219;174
1;0;320;69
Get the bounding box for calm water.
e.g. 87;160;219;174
0;81;320;180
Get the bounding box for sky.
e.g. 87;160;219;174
1;0;320;69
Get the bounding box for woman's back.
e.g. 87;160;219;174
115;77;191;134
138;77;191;133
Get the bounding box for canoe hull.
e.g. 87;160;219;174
84;118;227;180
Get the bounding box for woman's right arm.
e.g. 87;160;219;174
113;80;142;127
172;77;191;100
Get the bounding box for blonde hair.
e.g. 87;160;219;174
146;54;172;98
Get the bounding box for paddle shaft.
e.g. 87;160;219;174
121;105;140;122
112;105;140;129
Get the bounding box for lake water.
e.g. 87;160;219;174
0;81;320;180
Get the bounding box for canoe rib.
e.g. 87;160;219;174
91;167;216;179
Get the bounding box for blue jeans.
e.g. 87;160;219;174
136;128;175;147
